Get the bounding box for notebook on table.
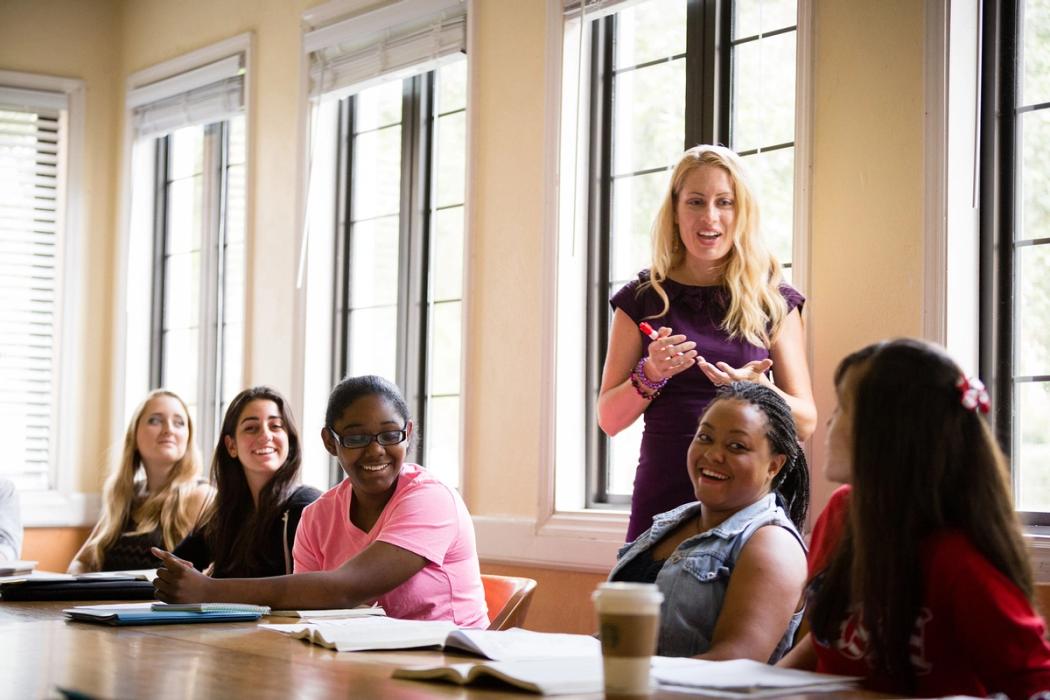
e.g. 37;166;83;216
65;602;265;626
0;570;157;601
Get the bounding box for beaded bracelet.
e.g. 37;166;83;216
630;372;660;400
633;357;669;391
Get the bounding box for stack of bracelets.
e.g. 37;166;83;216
630;357;669;400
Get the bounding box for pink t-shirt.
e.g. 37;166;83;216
292;463;488;628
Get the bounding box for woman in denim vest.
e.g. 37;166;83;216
608;382;808;661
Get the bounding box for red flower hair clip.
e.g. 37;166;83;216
956;375;990;414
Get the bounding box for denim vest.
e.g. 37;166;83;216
608;493;806;661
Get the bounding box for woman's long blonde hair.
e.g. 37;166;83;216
645;144;788;348
79;389;204;570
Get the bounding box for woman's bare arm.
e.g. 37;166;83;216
153;541;427;609
696;525;807;661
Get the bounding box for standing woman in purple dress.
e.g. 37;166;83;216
598;145;816;541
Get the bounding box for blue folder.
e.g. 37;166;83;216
64;606;262;626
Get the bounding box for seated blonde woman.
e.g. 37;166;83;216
69;390;212;572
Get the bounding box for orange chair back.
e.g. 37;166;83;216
482;574;537;631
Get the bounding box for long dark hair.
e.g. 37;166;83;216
203;386;303;577
706;382;809;529
808;339;1033;687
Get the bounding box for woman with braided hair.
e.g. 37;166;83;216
608;381;809;661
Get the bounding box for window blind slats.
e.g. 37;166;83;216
130;69;244;139
306;0;466;100
0;100;61;489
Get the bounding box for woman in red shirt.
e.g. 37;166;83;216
781;338;1050;699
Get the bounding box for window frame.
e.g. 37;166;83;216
0;69;88;524
979;0;1050;525
148;120;240;454
115;34;252;475
582;0;800;508
330;65;467;488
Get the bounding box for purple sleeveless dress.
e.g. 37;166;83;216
610;270;805;541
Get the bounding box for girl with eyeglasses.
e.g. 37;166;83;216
173;386;321;577
153;375;489;627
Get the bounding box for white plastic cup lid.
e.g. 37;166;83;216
592;582;664;611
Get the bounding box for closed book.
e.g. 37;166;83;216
65;602;264;626
267;606;385;619
152;603;271;614
1;578;156;601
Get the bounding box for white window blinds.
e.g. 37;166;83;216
563;0;642;20
304;0;466;100
0;86;67;490
128;55;244;139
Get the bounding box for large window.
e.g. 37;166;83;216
150;117;246;447
330;60;467;488
559;0;800;508
981;0;1050;522
300;1;468;489
0;78;76;490
124;49;247;454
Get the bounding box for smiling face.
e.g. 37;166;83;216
674;164;737;269
688;398;786;523
824;364;864;484
322;393;413;503
135;395;190;472
224;399;289;482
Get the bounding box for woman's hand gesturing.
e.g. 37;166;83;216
696;357;773;387
152;547;213;603
643;327;698;381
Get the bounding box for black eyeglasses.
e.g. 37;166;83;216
327;426;408;450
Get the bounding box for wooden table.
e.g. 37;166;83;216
0;600;884;699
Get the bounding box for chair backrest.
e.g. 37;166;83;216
482;574;537;631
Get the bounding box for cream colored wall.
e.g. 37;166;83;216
462;0;549;516
0;0;123;492
1;0;933;529
806;0;927;514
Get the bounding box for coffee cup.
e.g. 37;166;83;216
592;582;663;696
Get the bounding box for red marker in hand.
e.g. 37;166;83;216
639;322;660;340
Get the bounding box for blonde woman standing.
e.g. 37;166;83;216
598;145;816;540
69;390;212;572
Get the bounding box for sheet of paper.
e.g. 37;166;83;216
652;657;861;691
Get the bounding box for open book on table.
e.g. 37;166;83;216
65;602;265;626
392;655;861;697
261;619;601;659
393;657;603;696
